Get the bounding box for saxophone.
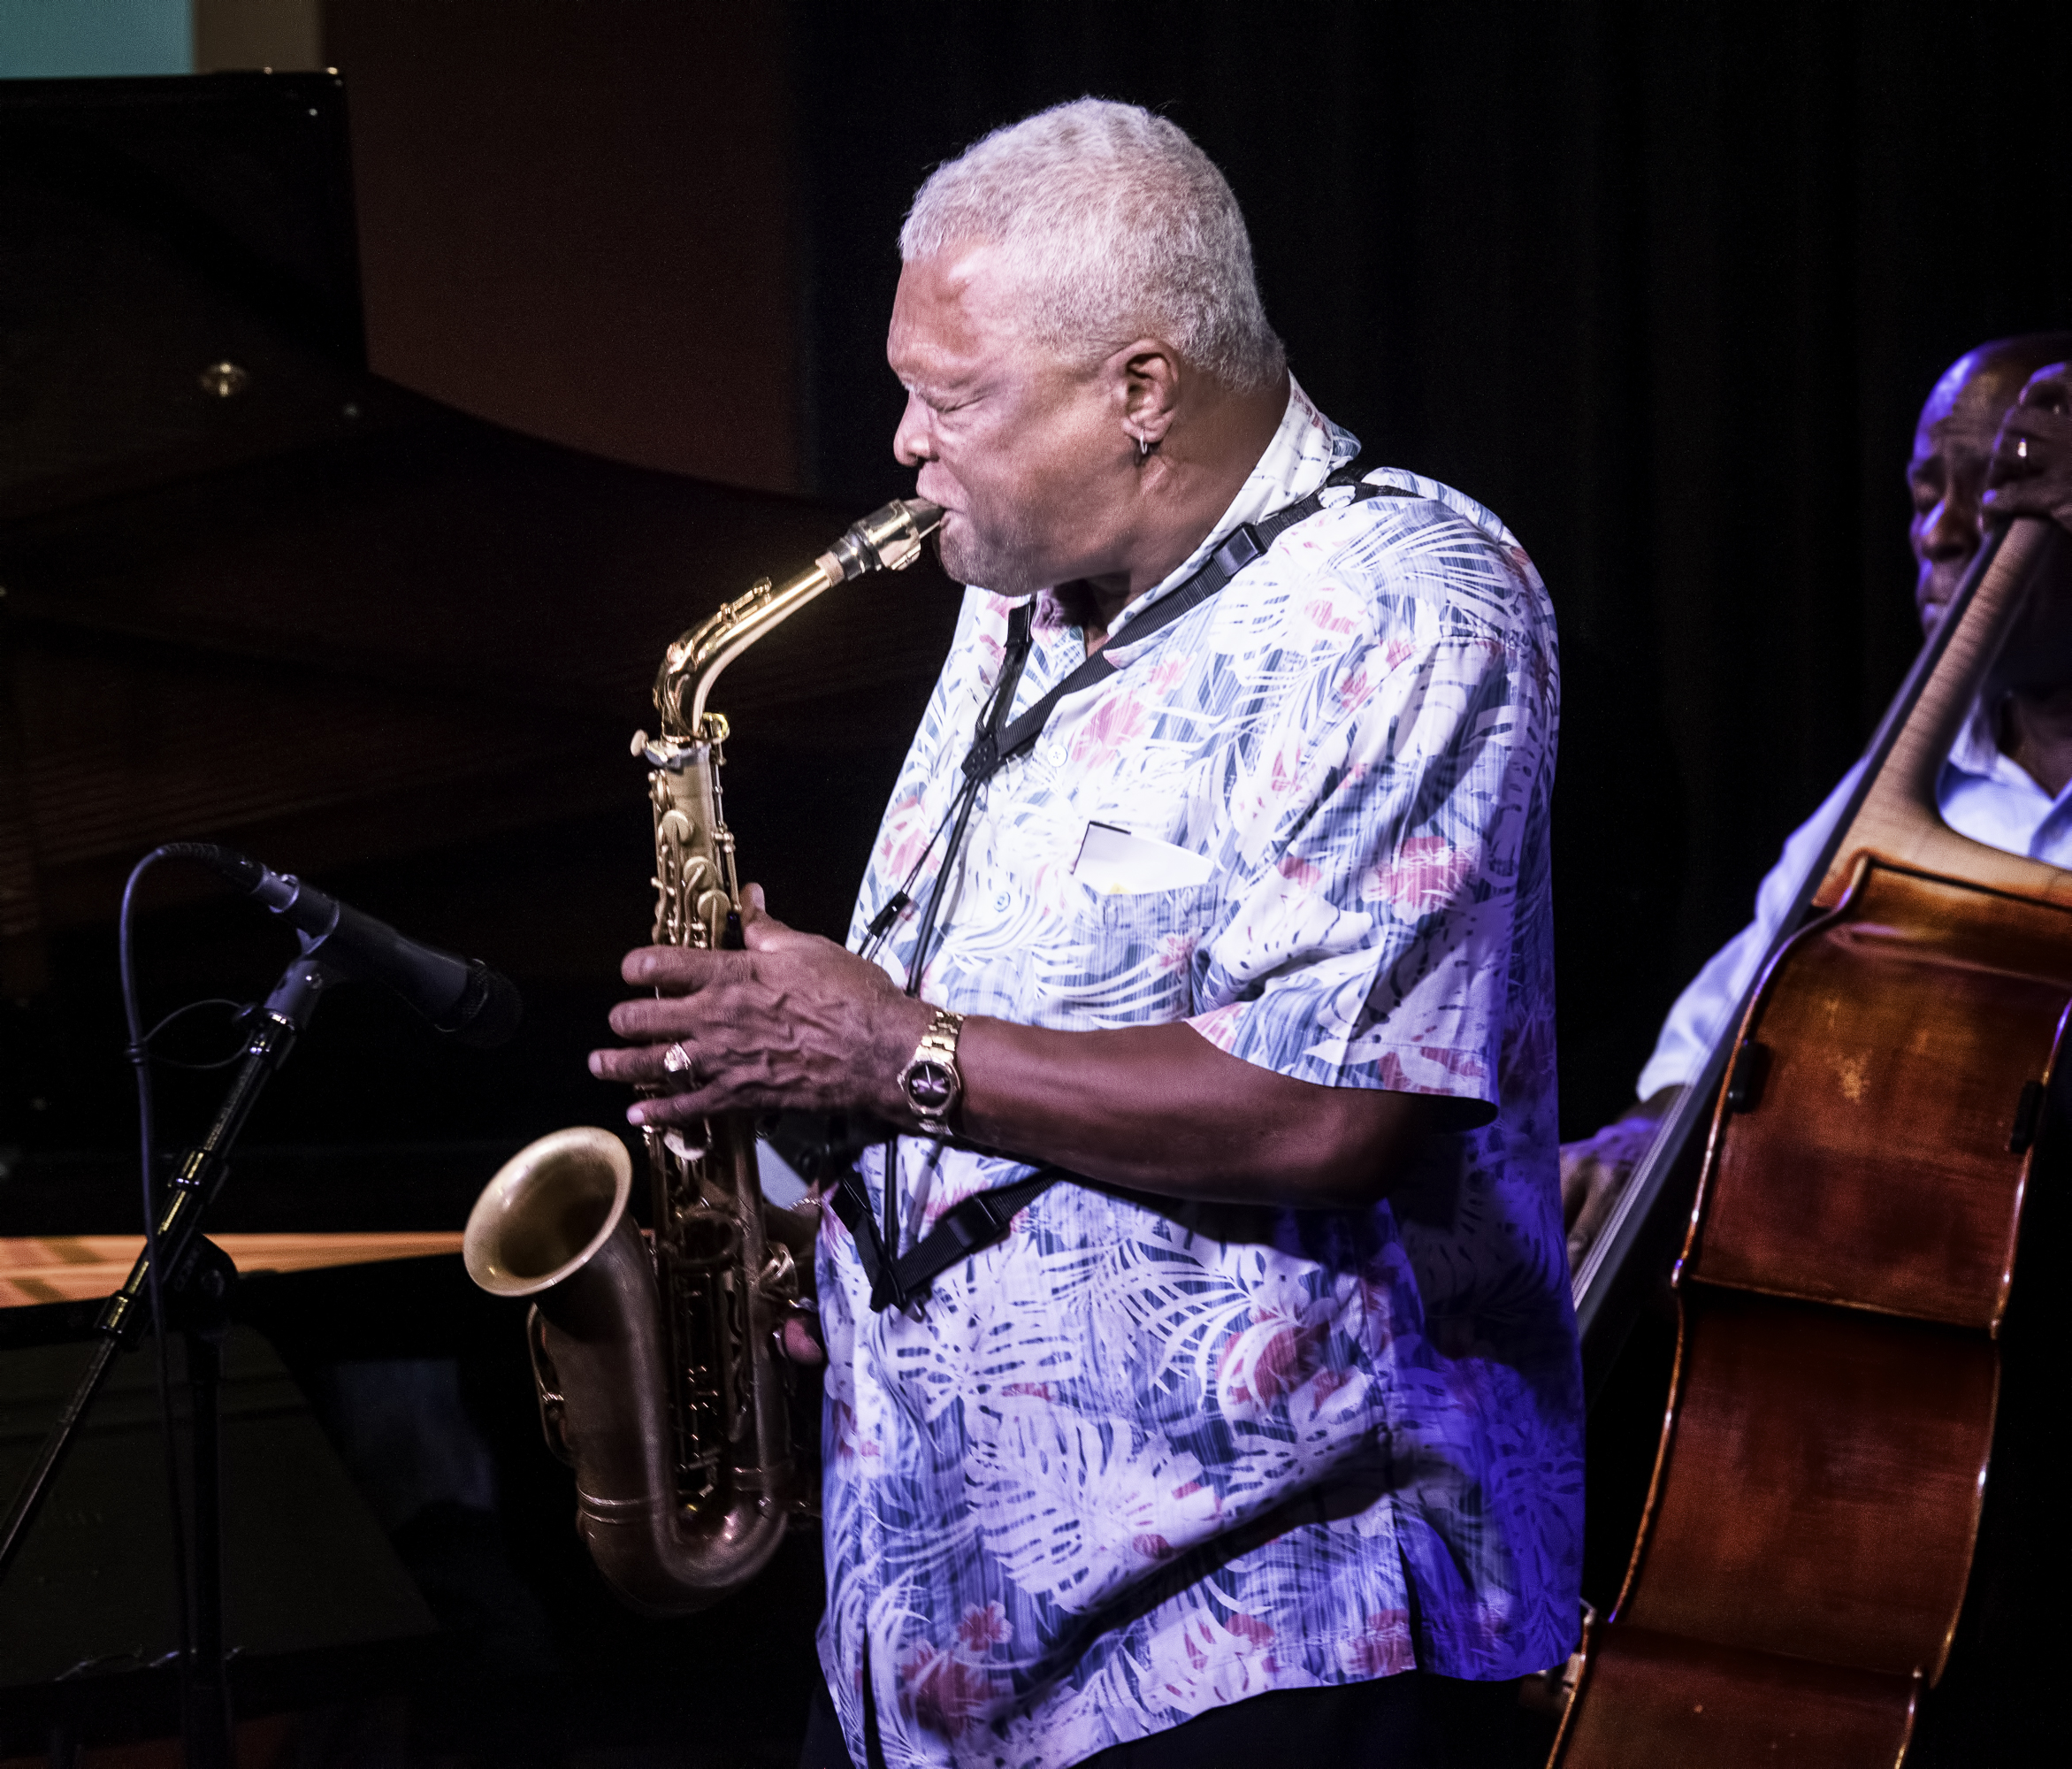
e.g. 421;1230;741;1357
462;498;943;1613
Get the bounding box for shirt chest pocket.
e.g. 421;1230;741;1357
1039;881;1217;1030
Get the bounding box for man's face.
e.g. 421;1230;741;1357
888;247;1131;597
1908;352;2031;632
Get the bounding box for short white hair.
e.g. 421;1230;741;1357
899;98;1285;392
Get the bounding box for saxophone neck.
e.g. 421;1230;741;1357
651;497;943;740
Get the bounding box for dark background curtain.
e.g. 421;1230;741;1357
791;0;2072;1136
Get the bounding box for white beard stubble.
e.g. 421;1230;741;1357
935;505;1052;601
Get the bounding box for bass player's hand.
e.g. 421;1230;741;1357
1984;360;2072;533
1558;1088;1683;1273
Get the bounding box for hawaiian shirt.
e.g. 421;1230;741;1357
1638;695;2072;1099
816;379;1579;1769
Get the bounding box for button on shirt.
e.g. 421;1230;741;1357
1638;702;2072;1099
818;381;1580;1769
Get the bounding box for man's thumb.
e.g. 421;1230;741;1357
739;881;792;949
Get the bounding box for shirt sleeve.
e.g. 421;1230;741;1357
1186;614;1555;1107
1633;761;1865;1099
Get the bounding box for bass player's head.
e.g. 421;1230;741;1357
887;99;1290;602
1910;332;2072;631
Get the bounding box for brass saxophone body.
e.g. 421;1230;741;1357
463;498;942;1614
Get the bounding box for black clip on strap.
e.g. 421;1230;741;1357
832;1166;1059;1313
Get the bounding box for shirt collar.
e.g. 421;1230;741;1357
1947;695;2006;780
1044;377;1360;647
1945;693;2072;817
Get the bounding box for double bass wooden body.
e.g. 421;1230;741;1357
1554;517;2071;1765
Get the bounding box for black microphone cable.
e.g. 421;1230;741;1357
117;847;196;1698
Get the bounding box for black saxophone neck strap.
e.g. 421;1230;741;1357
831;1162;1060;1314
842;458;1402;1313
960;459;1398;792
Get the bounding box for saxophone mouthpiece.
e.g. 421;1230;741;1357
818;498;944;585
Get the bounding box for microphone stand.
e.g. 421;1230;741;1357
0;953;341;1768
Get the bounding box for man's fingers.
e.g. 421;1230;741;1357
625;1084;730;1129
1987;406;2072;486
606;992;721;1042
588;1038;687;1084
1983;479;2058;516
1989;406;2072;439
1572;1158;1632;1246
622;945;730;991
1557;1149;1595;1229
781;1317;827;1367
2018;364;2072;415
1560;1127;1655;1270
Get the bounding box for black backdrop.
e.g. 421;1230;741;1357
791;0;2072;1136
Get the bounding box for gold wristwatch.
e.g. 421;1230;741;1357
898;1007;966;1134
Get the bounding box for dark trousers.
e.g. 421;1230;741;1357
800;1670;1524;1769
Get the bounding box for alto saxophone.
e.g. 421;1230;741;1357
463;498;943;1613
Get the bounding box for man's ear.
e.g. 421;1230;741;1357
1116;340;1182;450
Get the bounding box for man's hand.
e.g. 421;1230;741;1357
1984;361;2072;531
588;884;933;1129
1558;1087;1683;1273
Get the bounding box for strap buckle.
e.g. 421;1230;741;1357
1210;522;1263;579
935;1185;1021;1253
960;731;999;784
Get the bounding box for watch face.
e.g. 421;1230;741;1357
905;1060;957;1112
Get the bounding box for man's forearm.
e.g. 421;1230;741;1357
952;1017;1434;1209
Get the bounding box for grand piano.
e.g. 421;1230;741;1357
0;70;952;1757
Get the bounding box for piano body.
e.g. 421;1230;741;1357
0;71;947;1750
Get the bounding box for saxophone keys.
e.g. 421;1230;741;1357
663;1126;711;1162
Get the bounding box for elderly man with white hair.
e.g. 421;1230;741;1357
593;100;1579;1768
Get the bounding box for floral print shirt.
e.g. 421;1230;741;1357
816;381;1579;1769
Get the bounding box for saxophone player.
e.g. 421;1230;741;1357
593;100;1575;1769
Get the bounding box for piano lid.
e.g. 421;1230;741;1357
0;73;957;963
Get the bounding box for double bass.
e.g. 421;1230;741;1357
1553;511;2071;1764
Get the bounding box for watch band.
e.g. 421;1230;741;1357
898;1007;966;1133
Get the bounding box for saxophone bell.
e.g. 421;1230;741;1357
463;1127;789;1615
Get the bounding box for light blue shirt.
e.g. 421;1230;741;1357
1637;702;2072;1099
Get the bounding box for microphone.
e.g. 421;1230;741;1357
169;844;523;1048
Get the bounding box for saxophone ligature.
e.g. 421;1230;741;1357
463;497;942;1613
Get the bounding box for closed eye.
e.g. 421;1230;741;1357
901;379;967;415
